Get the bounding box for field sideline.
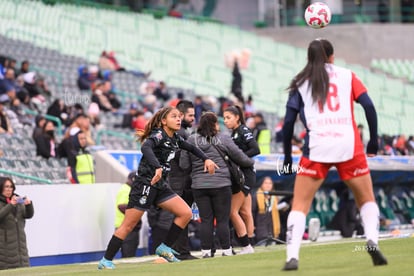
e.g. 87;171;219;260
1;237;413;276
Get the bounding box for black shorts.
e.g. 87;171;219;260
127;177;177;211
237;167;256;196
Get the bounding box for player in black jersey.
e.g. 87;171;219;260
98;107;218;269
223;105;260;254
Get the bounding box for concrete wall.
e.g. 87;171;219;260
255;23;414;67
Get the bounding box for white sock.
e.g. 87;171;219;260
286;210;306;262
360;201;380;244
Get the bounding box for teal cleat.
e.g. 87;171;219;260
155;243;181;263
97;257;115;269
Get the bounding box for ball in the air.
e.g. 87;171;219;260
304;2;331;29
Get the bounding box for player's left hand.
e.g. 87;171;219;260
204;159;219;174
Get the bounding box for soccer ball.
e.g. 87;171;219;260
304;2;331;29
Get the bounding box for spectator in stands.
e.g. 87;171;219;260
153;81;170;102
4;98;27;129
23;72;46;105
194;95;208;125
65;103;85;127
168;91;184;108
32;115;45;140
91;81;114;113
120;103;139;129
180;112;254;258
252;177;281;244
252;112;271;154
0;68;17;96
34;120;56;159
77;65;91;91
0;95;13;134
87;102;101;129
64;114;95;146
115;172;141;257
0;177;34;270
65;130;95;184
46;99;69;126
244;95;255;118
168;3;183;18
6;58;17;77
17;60;30;76
99;51;125;72
35;75;52;100
100;81;119;111
88;65;99;83
407;135;414;154
0;72;16;106
395;135;408;155
131;110;147;131
231;61;243;103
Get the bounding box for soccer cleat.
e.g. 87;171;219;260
155;243;181;263
282;258;298;271
97;257;115;269
366;240;388;266
239;244;255;255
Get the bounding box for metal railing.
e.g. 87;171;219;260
0;168;52;184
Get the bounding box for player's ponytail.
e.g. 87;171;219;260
288;39;333;106
224;105;246;125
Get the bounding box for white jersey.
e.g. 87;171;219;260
296;64;366;163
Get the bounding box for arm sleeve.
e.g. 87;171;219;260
24;203;34;219
283;90;301;157
282;107;298;157
242;128;260;157
244;138;260;157
225;137;254;168
179;140;208;161
141;139;162;168
357;93;378;141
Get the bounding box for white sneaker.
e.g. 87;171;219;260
201;249;211;258
222;248;233;256
239;244;254;254
308;218;321;242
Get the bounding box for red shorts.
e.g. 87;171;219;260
297;154;370;180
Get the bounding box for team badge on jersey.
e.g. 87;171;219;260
139;196;147;205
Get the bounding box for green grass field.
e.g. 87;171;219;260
2;238;413;276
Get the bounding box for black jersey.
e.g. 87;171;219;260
138;128;207;189
138;128;184;188
231;124;260;158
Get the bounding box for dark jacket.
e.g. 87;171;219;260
180;133;254;190
168;127;192;194
0;194;34;270
34;132;55;159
